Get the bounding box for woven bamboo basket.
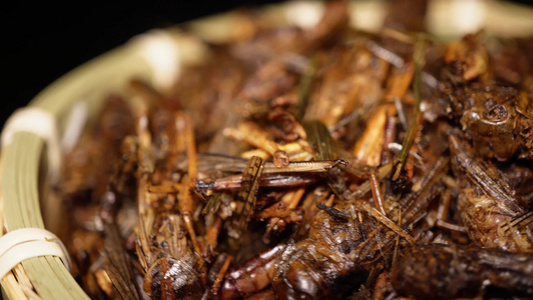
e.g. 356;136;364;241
2;1;533;299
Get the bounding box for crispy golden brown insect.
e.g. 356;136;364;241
444;31;489;82
449;134;533;252
444;83;533;161
137;212;204;300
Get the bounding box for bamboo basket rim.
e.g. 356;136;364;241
2;0;533;299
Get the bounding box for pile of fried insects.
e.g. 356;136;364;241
59;1;533;299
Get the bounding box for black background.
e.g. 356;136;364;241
2;0;531;128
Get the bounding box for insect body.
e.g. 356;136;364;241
445;84;533;161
